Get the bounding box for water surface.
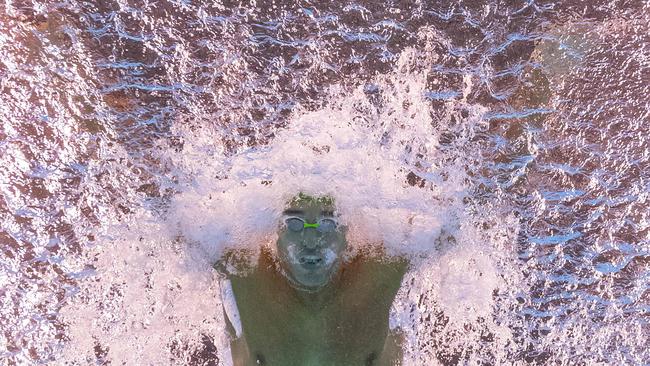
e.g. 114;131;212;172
1;1;648;365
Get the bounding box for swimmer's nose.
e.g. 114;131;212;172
301;229;321;249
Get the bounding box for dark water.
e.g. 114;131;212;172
1;0;648;365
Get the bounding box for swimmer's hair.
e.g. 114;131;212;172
287;192;335;207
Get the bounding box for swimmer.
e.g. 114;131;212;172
215;193;408;366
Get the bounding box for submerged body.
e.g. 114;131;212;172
218;194;408;365
226;248;407;366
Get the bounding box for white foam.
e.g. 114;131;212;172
60;212;231;364
166;51;470;264
61;49;519;365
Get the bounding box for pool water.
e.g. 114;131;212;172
1;1;648;365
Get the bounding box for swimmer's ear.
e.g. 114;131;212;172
339;224;349;236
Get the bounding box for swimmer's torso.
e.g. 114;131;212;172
227;250;406;366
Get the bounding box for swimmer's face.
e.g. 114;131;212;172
276;199;347;290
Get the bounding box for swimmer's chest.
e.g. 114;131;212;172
230;261;403;366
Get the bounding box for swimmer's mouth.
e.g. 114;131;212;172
299;255;323;267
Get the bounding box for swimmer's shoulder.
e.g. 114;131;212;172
353;245;410;278
369;253;409;291
344;247;409;297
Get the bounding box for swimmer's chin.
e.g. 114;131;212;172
284;264;338;291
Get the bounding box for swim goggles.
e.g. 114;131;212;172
284;217;338;233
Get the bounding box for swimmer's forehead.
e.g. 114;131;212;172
283;206;336;216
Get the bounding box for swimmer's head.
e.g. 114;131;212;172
276;193;348;291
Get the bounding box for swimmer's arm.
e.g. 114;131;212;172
213;250;247;339
378;330;405;366
213;249;257;365
229;332;251;366
216;269;250;365
378;256;409;366
219;311;250;366
219;279;243;338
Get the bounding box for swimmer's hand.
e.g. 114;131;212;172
212;249;255;277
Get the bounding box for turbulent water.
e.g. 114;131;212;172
1;1;649;365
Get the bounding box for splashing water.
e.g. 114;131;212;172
1;1;648;365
